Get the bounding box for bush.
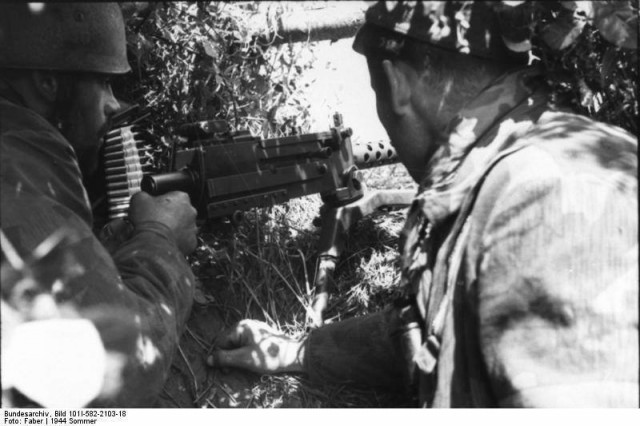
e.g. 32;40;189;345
533;1;638;134
118;2;316;138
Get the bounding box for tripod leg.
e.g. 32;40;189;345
309;255;338;328
308;189;414;327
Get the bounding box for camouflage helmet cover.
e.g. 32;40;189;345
0;2;130;74
354;1;535;63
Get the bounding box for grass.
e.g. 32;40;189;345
159;164;417;408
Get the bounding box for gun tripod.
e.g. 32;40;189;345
309;187;414;328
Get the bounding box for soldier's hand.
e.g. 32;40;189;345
207;319;306;374
128;191;198;255
98;218;135;254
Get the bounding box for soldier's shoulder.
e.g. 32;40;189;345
477;110;637;212
508;111;637;178
521;110;636;153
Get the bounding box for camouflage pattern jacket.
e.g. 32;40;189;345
304;68;638;407
0;95;195;407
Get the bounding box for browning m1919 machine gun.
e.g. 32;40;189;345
103;112;414;326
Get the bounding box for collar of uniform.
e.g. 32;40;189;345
0;82;29;108
0;93;79;176
414;66;548;225
0;94;65;139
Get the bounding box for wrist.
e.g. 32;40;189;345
280;335;307;373
131;220;177;244
133;220;175;240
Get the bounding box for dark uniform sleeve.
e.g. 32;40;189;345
96;221;195;407
1;122;195;407
303;307;406;392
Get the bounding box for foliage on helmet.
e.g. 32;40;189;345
359;1;638;134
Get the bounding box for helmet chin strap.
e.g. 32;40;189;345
0;77;30;109
0;69;77;132
48;73;78;134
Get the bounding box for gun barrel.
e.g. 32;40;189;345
352;140;400;169
141;170;197;195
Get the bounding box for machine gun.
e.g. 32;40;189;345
103;112;414;326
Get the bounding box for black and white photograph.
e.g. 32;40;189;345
1;0;638;417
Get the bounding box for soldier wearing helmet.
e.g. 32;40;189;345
210;1;638;407
1;3;197;407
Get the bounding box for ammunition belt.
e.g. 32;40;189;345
102;125;151;220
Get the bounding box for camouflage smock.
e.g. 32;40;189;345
0;94;195;407
304;67;639;407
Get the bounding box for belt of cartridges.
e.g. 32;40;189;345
102;125;151;220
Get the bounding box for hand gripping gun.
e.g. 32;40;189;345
104;112;414;326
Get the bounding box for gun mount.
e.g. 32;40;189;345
105;112;414;327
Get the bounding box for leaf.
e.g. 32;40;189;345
560;1;595;18
540;13;586;50
593;1;638;49
186;3;199;17
202;41;218;59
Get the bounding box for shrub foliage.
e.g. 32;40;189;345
118;2;316;138
532;0;638;133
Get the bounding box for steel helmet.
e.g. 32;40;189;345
0;2;131;74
